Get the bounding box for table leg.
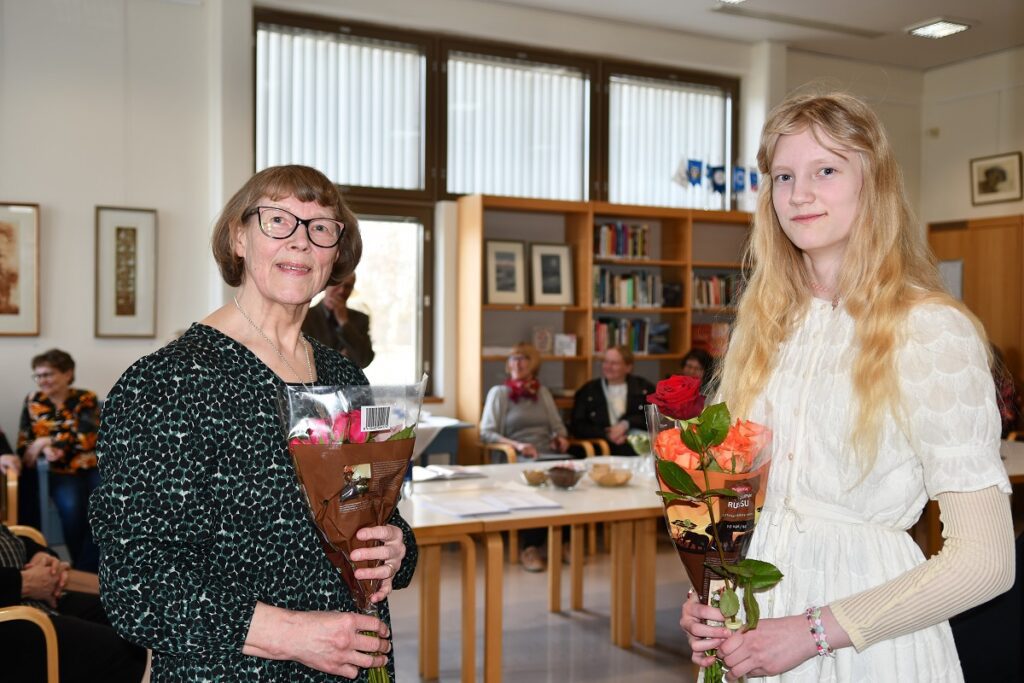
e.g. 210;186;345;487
457;536;477;683
634;518;657;646
548;525;563;612
484;532;504;683
571;524;585;611
419;544;442;678
609;520;634;648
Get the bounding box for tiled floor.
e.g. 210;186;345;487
388;534;699;682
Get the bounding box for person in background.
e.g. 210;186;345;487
90;165;414;681
302;272;375;368
17;349;100;571
680;347;715;394
680;92;1014;681
479;343;569;571
0;522;148;683
570;345;654;455
992;344;1021;438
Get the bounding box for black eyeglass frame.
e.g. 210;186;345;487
244;206;345;248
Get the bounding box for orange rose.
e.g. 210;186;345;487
654;428;701;470
710;419;770;473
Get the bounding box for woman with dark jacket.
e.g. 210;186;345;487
571;345;655;455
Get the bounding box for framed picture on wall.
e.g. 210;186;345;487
970;152;1022;206
0;202;40;336
485;240;527;305
530;243;574;306
95;206;158;338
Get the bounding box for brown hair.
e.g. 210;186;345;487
508;343;542;377
211;165;362;287
32;348;75;383
607;345;635;367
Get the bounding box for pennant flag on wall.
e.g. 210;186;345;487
732;167;746;193
749;168;759;192
687;159;703;186
708;166;725;194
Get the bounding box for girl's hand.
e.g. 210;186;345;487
679;590;730;668
717;615;817;681
351;524;407;604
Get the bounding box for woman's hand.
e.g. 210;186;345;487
42;445;65;462
550;435;569;453
0;454;20;474
351;524;407;604
680;590;731;668
517;443;539;459
23;437;51;466
25;553;72;600
605;421;629;444
20;561;64;607
717;615;817;680
244;603;390;679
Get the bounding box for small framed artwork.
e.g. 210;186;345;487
553;333;578;357
530;243;574;306
95;206;158;337
970;152;1022;206
0;202;40;336
532;326;554;354
485;240;527;305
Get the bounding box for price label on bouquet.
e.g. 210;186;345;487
361;405;392;432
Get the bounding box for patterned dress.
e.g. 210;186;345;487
17;388;100;473
743;300;1010;682
90;323;418;682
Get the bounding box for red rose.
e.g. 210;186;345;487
646;375;705;420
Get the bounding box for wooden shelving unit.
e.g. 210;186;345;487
456;195;751;462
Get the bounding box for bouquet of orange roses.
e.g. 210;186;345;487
646;376;782;683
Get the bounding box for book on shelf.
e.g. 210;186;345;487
661;282;684;308
691;322;730;357
593;221;651;259
593;317;650;354
692;272;744;309
647;322;671;355
553;333;578;356
593;268;663;308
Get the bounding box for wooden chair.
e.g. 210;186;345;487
1007;431;1022;442
1;524;59;683
1;465;17;526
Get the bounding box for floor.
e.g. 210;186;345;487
387;533;699;682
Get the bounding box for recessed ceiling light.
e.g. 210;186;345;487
717;0;748;5
907;18;970;39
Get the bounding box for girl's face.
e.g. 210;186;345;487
770;127;864;263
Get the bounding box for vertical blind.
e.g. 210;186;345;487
609;75;730;209
256;24;426;189
446;51;590;200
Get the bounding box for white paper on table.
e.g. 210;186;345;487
479;491;562;511
411;464;486;482
417;495;510;517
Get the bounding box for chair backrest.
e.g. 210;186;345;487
0;468;17;526
0;605;60;683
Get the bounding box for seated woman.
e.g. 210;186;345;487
16;349;100;571
570;345;654;455
479;343;569;572
0;523;147;683
681;347;716;394
479;343;569;460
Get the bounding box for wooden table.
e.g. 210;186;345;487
922;439;1024;557
400;456;664;683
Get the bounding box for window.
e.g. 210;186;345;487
348;210;433;390
607;73;734;208
255;21;428;192
445;49;591;200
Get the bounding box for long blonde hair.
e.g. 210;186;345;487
718;91;983;469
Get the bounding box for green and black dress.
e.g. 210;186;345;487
90;323;417;681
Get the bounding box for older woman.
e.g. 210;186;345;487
17;349;101;570
90;165;416;681
570;345;654;455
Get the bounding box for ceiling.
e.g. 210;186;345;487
477;0;1024;70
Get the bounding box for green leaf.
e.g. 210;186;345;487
680;424;706;454
704;563;732;580
742;582;761;629
736;559;784;590
656;491;700;503
720;562;752;578
719;588;740;618
656;459;701;496
697;402;731;448
702;488;739;498
387;426;417;441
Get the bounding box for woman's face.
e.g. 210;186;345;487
681;358;705;380
234;195;340;307
33;364;72;397
601;349;631;384
507;353;533;381
770;127;863;262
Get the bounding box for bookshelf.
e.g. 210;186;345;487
690;211;750;358
456;196;750;462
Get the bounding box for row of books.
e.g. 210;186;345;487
594;221;651;259
692;273;743;309
691;322;730;357
593;268;663;308
593;318;670;355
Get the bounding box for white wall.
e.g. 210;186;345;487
921;46;1024;224
0;0;217;439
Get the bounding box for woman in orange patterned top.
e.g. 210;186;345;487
17;349;101;571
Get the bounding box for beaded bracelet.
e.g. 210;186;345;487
805;606;836;657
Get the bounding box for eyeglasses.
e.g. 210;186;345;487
31;371;56;382
245;206;344;248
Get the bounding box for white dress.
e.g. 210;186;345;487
742;299;1011;682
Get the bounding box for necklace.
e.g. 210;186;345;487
809;280;840;310
233;296;315;385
